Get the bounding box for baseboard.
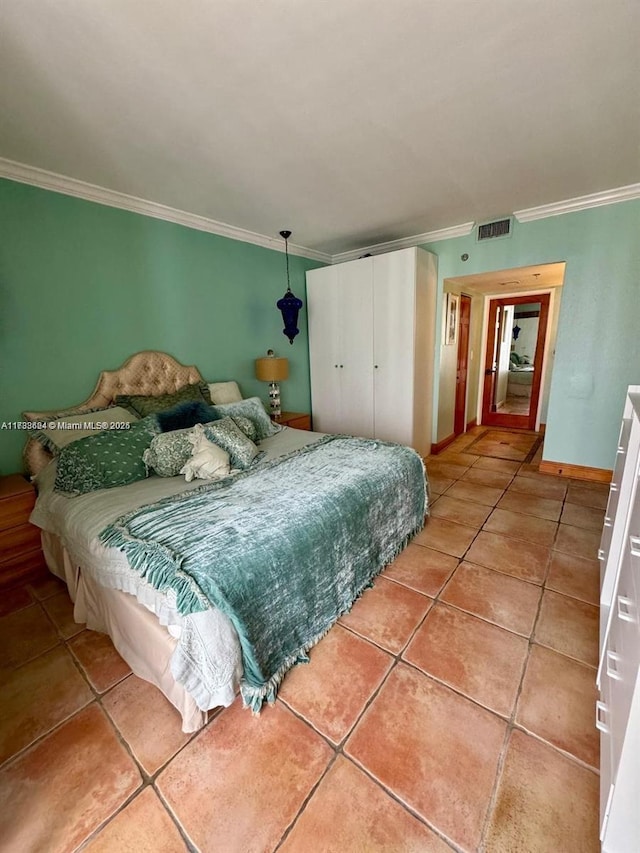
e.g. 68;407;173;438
466;418;477;430
538;460;612;483
430;433;456;455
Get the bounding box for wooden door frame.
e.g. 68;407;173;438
481;293;550;430
454;294;472;436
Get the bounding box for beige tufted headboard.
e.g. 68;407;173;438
23;351;204;476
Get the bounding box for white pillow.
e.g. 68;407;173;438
208;381;243;405
180;426;231;482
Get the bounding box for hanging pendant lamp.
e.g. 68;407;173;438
276;230;303;345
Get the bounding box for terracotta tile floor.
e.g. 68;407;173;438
0;427;602;852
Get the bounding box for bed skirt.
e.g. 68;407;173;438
41;531;208;732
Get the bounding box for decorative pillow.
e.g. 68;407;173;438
54;418;158;495
229;414;258;443
143;428;196;477
203;417;261;469
116;382;212;417
180;427;231;482
207;381;243;405
30;406;139;454
214;397;278;441
156;400;222;433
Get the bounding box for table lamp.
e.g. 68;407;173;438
255;349;289;417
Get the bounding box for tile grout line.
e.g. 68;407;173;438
274;562;472;851
278;663;466;853
277;501;523;850
2;427;603;851
0;623;102;772
270;750;342;852
276;431;600;849
339;751;466;853
507;723;600;776
478;488;565;851
2;587;197;850
427;432;601;785
150;781;200;853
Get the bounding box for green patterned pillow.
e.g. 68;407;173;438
143;428;195;477
116;382;211;417
214;397;278;441
203;417;261;469
54;418;158;495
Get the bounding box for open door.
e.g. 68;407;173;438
481;293;550;430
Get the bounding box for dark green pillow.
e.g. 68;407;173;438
116;382;211;417
54;417;159;495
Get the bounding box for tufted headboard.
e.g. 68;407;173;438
23;351;204;476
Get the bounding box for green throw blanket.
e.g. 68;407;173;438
100;435;427;711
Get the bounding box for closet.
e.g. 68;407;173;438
597;385;640;851
306;247;437;457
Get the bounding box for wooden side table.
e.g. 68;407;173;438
272;411;312;431
0;474;47;588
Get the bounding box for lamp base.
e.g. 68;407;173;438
268;382;281;417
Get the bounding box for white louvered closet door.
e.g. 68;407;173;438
336;257;375;438
372;248;416;447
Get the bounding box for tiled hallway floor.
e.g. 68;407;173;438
0;427;604;852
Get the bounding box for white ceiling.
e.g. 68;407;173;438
448;262;566;295
0;0;638;256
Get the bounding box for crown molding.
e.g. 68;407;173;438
0;157;331;263
2;156;637;262
330;222;476;264
514;183;640;223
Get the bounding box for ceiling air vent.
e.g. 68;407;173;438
477;217;512;241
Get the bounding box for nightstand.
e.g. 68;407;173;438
272;411;312;431
0;474;47;588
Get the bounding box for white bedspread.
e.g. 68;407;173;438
30;426;322;711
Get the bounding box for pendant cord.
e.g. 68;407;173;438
285;235;291;294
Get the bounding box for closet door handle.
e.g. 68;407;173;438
606;650;622;680
617;595;636;623
596;700;610;734
630;535;640;556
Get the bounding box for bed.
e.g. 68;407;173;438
507;353;534;399
24;351;427;731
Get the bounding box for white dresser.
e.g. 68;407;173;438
597;386;640;851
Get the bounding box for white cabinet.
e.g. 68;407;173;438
306;247;437;457
597;386;640;851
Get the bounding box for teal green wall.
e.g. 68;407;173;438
2;178;637;474
0;179;323;473
421;199;640;470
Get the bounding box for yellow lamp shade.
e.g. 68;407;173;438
255;356;289;382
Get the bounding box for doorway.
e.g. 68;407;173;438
481;293;550;430
454;295;472;436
